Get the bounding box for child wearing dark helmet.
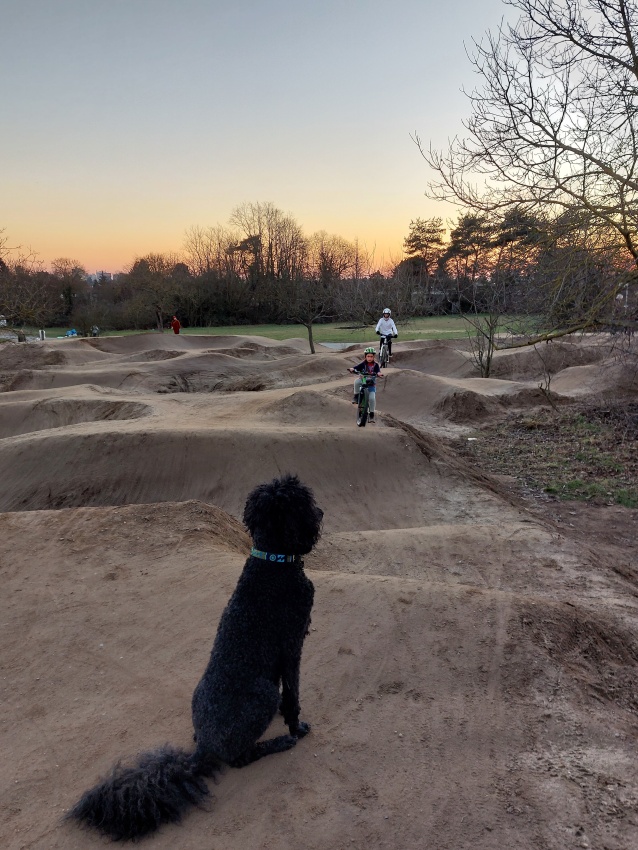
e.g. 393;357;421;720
348;347;383;423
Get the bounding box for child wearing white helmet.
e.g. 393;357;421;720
375;308;398;358
348;347;383;423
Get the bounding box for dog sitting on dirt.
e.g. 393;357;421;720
67;473;323;841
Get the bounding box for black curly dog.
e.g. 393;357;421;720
67;474;323;841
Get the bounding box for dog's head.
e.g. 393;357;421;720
243;474;323;556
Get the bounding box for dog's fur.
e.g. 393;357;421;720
67;474;323;841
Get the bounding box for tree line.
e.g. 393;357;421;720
0;202;389;342
0;200;635;352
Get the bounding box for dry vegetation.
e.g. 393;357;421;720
455;401;638;508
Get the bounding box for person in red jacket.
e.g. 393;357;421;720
170;316;181;334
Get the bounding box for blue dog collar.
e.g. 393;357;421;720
250;547;297;563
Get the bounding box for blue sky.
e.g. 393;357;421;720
2;0;511;272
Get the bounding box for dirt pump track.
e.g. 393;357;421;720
0;332;637;850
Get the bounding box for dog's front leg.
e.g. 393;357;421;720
280;659;309;738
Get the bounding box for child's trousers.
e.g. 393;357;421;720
354;378;376;412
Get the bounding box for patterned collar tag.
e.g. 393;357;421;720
250;547;297;563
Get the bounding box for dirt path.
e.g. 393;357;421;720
0;334;636;850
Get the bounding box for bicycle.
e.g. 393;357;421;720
354;372;377;427
378;334;392;369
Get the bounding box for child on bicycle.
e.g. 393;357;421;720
348;347;383;423
375;308;398;359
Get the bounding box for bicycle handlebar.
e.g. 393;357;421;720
351;372;379;385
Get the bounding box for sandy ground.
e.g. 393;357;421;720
0;332;637;850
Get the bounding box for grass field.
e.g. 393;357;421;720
32;316;470;344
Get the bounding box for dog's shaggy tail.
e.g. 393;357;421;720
66;745;219;841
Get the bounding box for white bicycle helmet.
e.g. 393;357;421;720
382;308;391;316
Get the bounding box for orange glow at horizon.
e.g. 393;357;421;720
7;193;456;275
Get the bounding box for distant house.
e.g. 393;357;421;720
87;271;114;284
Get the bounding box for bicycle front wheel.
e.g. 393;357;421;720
356;388;369;427
380;345;389;368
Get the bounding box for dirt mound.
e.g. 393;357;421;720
434;388;504;422
0;342;66;370
2;501;637;850
2;365;169;394
370;370;452;422
0;336;345;395
261;390;352;425
0;398;151;439
1;332;637;850
152;353;274;393
0;351;264;395
490;339;609;380
154;353;344;394
44;343;114;365
378;371;533;425
314;520;590;591
269;354;345;386
90;333;312;356
0;422;515;534
501;385;566;408
119;349;185;362
88;334;236;354
76;499;251;555
152;350;344;394
391;340;475;377
521;601;638;712
210;342;306;359
551;358;638;399
0;368;32;392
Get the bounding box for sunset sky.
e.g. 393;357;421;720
2;0;511;274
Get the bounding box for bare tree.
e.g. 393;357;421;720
305;231;355;283
0;228;11;266
525;210;634;332
0;233;55;338
230;201;306;284
51;257;89;322
0;267;57;339
534;344;561;411
126;253;185;332
462;263;521;377
281;279;334;354
182;224;242;279
352;238;374;282
464;311;502;377
332;277;379;326
417;0;638;334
